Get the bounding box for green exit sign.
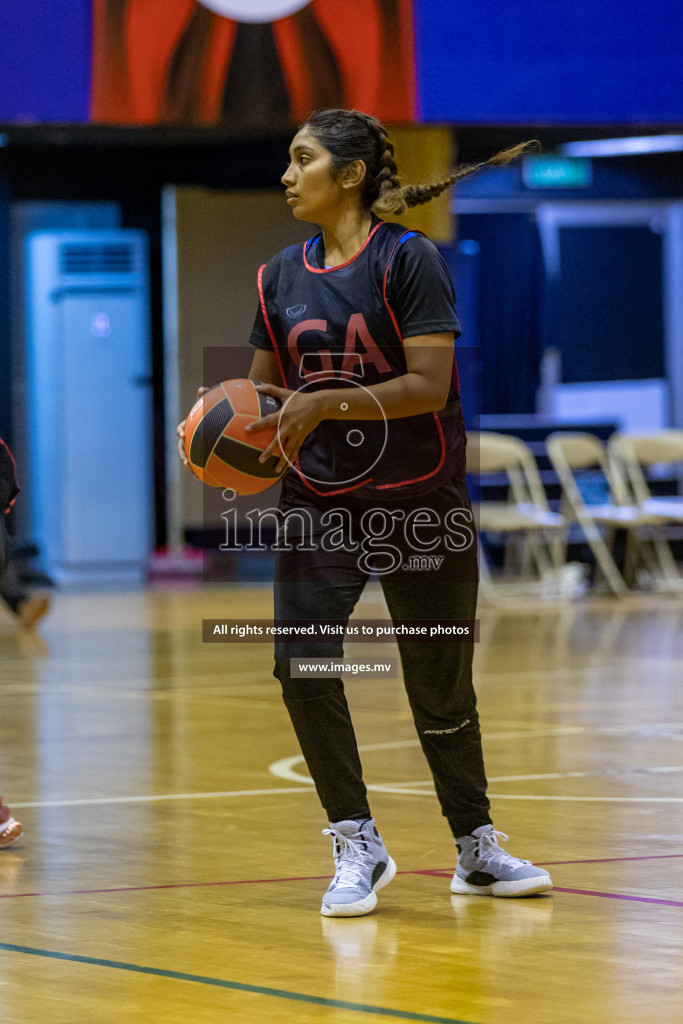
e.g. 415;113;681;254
522;156;593;188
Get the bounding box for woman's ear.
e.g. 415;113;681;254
341;159;367;191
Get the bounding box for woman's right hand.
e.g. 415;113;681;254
177;387;209;473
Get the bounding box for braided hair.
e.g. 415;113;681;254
303;108;537;215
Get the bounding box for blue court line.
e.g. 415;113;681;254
0;942;475;1024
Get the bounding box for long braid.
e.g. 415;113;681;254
302;108;538;214
402;142;538;209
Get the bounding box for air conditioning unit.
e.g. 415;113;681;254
24;230;153;584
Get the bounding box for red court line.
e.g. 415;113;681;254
0;874;333;900
552;887;683;907
2;854;683;903
412;853;683;878
411;870;453;878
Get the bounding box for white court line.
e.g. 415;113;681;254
269;741;683;786
361;787;683;802
268;751;683;802
11;744;683;812
11;789;683;809
9;787;313;809
488;767;683;782
363;785;683;802
265;731;611;783
487;795;683;803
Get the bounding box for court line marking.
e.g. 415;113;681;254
282;726;683;751
9;788;314;809
9;735;683;812
422;877;683;907
269;747;683;801
366;768;683;787
0;876;333;900
10;789;683;810
488;767;683;781
0;943;475;1024
541;853;683;865
2;855;682;902
416;853;683;877
10;791;683;810
486;796;683;803
550;888;683;907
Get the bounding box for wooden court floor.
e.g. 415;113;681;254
1;582;682;1024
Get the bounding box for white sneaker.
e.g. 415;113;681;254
450;825;552;897
321;819;396;917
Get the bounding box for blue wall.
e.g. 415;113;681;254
0;0;92;123
415;0;683;124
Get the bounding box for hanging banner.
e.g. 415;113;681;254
2;1;681;126
90;0;416;127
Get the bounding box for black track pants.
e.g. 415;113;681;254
272;477;491;837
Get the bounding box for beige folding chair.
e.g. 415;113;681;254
608;430;683;591
469;431;569;600
546;431;657;595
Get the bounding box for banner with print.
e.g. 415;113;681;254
90;0;416;127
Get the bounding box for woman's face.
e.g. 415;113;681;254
281;129;347;223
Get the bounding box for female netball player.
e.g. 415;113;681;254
179;109;551;915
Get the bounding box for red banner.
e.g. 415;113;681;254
91;0;416;127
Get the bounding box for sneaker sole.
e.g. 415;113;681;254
321;855;397;918
0;820;23;849
450;873;552;898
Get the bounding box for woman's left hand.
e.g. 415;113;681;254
246;383;322;473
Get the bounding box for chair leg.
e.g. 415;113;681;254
579;519;628;596
652;536;683;588
548;531;567;572
630;532;683;591
526;534;554;577
623;532;637;588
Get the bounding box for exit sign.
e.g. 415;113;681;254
522;156;593;188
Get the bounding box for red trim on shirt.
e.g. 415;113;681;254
302;221;385;275
257;264;288;387
375;413;447;490
294;465;375;497
381;231;415;345
378;229;448;489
